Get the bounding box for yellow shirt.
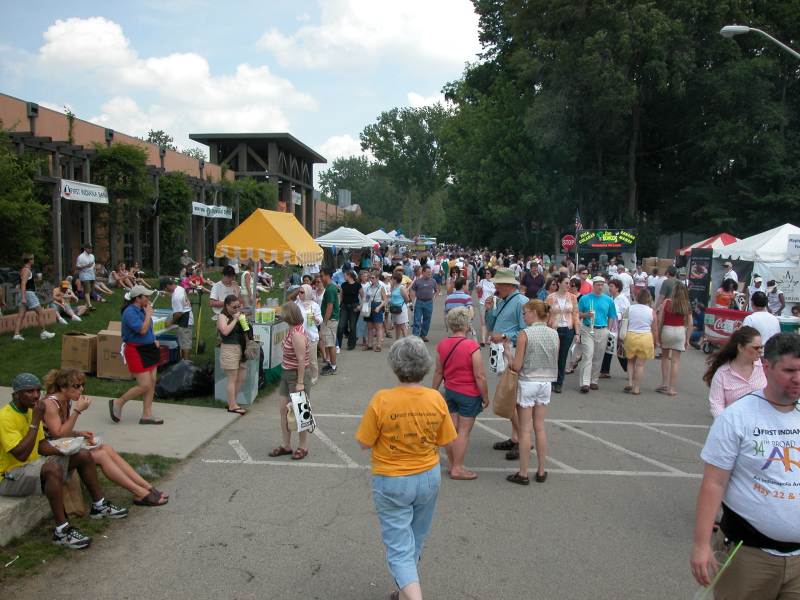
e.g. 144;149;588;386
0;403;44;479
401;275;412;288
356;386;457;476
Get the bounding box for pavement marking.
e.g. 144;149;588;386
229;439;254;463
314;414;709;429
199;459;700;478
550;420;687;475
462;420;579;472
313;426;361;468
636;423;704;448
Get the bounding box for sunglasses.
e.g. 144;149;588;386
73;383;85;390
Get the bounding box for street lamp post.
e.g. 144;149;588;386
720;25;800;60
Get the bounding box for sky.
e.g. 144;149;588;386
0;0;482;185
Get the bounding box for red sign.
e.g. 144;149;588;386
561;235;576;250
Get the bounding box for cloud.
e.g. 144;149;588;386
313;134;375;188
407;92;446;108
258;0;480;69
34;17;316;148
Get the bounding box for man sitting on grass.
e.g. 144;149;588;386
0;373;128;549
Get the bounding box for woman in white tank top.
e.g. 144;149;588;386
622;288;659;394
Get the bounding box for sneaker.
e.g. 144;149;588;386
53;526;91;549
57;316;68;325
89;500;129;520
40;331;55;339
12;334;24;341
71;315;82;322
336;346;340;354
321;366;337;376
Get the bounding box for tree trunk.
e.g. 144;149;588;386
627;100;641;219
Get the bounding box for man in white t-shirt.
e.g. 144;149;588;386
616;266;634;299
743;291;781;345
690;332;800;596
161;278;194;359
722;261;738;284
209;266;240;321
75;245;96;310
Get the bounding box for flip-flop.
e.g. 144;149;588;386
109;399;121;423
227;407;247;415
624;386;632;392
139;416;164;425
655;385;668;392
656;388;673;396
449;472;478;481
268;446;293;457
506;472;530;486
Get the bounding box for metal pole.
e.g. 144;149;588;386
752;28;800;60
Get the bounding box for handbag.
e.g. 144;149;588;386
618;308;630;342
286;390;315;433
492;368;518;419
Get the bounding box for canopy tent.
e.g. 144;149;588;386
387;230;415;244
676;233;739;256
215;209;323;265
367;229;395;243
711;223;800;313
314;226;377;249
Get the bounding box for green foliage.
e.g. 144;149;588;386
318;155;371;202
322;210;385;236
158;171;193;274
182;147;208;161
91;143;150;210
230;178;278;220
0;131;49;264
145;129;177;151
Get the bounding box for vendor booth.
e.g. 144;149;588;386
367;229;396;244
713;223;800;315
315;226;377;249
213;209;324;405
676;233;739;257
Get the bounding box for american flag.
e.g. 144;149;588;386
575;209;583;232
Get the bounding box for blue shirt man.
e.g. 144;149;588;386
485;268;528;344
578;290;617;328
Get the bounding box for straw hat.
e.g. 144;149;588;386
493;268;519;285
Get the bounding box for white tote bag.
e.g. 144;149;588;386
489;342;506;374
287;391;316;433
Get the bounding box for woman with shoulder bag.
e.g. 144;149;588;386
389;272;410;339
269;302;311;460
364;270;387;352
216;294;248;415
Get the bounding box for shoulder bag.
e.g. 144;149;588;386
441;338;467;382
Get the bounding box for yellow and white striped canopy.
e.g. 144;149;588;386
215;209;323;266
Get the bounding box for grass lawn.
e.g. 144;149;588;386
0;452;178;582
0;267;292;407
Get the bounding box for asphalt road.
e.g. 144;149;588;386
10;297;713;599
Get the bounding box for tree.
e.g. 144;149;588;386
158;172;193;274
145;129;177;151
0;131;48;265
182;147;208;161
230;178;278;221
318;156;372;203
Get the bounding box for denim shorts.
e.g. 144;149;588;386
24;291;41;310
444;388;483;417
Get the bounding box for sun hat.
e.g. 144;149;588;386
492;268;519;285
12;372;41;393
60;280;70;288
592;276;606;283
125;285;155;300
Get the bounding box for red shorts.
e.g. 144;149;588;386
124;343;159;374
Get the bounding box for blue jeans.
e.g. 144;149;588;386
412;299;433;337
555;327;575;386
371;466;441;589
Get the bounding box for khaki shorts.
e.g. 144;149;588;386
279;368;312;397
321;320;338;348
712;529;800;598
0;456;70;496
220;343;245;371
177;326;192;349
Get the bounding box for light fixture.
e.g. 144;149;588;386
719;25;750;38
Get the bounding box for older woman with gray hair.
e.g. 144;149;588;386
432;307;489;481
356;336;457;600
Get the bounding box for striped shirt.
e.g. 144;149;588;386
444;291;473;314
708;361;767;418
282;324;310;370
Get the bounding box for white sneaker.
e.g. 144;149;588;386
40;331;56;339
71;315;82;322
12;334;24;341
336;346;340;354
57;316;68;325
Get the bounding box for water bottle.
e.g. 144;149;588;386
238;314;250;332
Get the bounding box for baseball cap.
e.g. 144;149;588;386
60;280;70;287
159;277;176;290
753;276;763;283
723;261;732;267
592;276;606;283
12;372;41;393
125;285;155;300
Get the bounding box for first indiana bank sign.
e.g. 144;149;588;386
59;179;109;204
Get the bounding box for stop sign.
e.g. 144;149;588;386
561;235;576;250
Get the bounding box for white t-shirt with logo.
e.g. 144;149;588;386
171;285;194;327
701;392;800;554
743;311;781;345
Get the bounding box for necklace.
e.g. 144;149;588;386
760;393;799;412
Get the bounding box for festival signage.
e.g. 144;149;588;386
59;179;109;204
687;248;712;308
191;201;232;219
577;229;637;251
561;234;576;250
788;234;800;259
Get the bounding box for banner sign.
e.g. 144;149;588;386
788;234;800;259
772;268;800;303
577;229;637;252
192;201;232;219
292;191;302;206
687;248;712;308
59;179;108;204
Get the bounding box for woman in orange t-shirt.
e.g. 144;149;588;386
356;336;456;600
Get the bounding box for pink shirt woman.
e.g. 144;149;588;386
703;325;766;418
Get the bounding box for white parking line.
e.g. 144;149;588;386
636;423;704;448
203;458;362;469
550;420;687;475
313;426;361;468
472;421;578;472
229;439;254;463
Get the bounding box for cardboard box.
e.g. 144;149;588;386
106;321;121;332
0;308;58;334
96;327;132;380
61;332;97;373
642;257;675;274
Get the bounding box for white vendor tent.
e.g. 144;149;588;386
387;230;415;244
713;223;800;312
367;229;396;243
315;226;377;249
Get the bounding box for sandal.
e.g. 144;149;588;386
623;385;632;392
535;471;548;483
506;472;530;486
227;407;247;415
492;439;517;451
374;347;382;352
150;487;169;499
268;446;293;457
291;448;308;460
109;399;121;423
133;489;168;507
449;471;478;481
505;449;520;460
139;416;164;425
